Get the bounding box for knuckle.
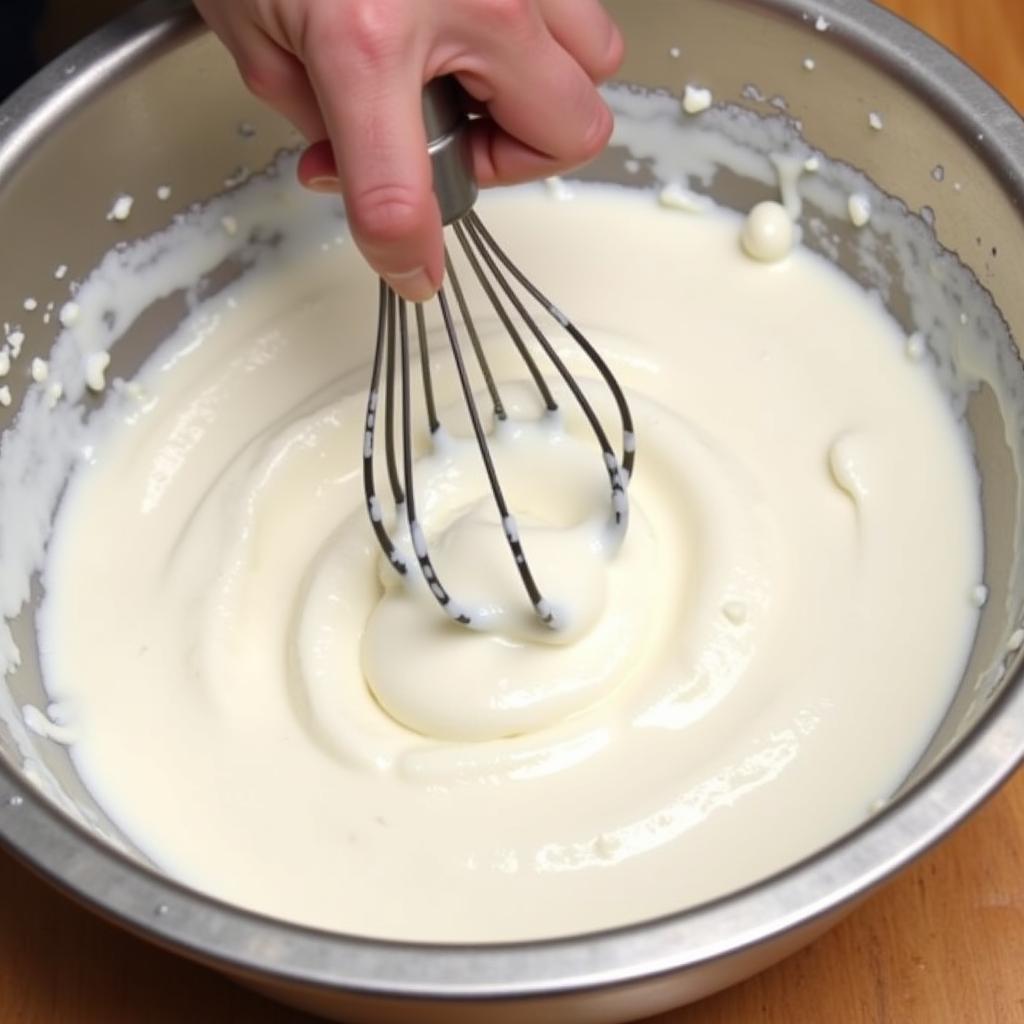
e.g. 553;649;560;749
316;0;408;67
237;55;295;102
348;183;424;249
475;0;533;32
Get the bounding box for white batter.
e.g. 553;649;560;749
37;184;981;942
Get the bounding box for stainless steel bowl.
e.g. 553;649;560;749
1;1;1022;1021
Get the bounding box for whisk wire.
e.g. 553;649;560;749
465;212;636;478
451;220;558;413
461;212;632;526
383;288;405;506
363;281;407;575
444;249;507;422
434;280;555;625
415;303;440;434
364;212;634;630
397;298;471;625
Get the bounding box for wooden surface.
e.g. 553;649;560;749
878;0;1023;114
2;1;1022;1021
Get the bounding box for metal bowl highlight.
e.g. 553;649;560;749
0;1;1022;1021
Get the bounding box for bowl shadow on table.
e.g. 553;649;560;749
2;776;1022;1024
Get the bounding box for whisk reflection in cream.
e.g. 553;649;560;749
361;77;636;633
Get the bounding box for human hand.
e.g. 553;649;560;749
194;0;623;301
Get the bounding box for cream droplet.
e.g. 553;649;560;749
85;352;112;393
683;85;713;114
848;193;871;228
106;194;135;222
59;301;80;328
905;332;926;362
741;201;794;262
828;433;871;505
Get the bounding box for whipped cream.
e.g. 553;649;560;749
33;181;982;942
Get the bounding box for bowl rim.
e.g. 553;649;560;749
1;0;1023;1002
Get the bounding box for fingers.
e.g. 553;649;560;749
435;2;615;186
461;123;571;189
296;140;338;192
538;0;625;84
196;0;625;299
457;65;614;188
299;3;443;301
459;68;613;185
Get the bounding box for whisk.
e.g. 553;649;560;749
362;77;636;630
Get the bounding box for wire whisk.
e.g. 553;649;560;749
362;78;635;630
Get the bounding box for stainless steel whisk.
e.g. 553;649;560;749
362;77;636;629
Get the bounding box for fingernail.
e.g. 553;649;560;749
384;267;436;303
306;175;340;194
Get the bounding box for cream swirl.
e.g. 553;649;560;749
38;184;981;941
182;365;773;755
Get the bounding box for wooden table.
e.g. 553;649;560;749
2;1;1022;1021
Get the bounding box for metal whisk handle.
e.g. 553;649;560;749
422;77;478;225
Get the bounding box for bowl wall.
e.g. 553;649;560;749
0;1;1022;1021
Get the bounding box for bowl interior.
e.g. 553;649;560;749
0;0;1022;947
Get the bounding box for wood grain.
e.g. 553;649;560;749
877;0;1023;113
1;1;1022;1021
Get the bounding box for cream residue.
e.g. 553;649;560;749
30;179;982;942
58;301;80;329
84;351;110;393
683;85;713;114
658;182;713;214
106;194;134;222
741;201;794;261
848;192;872;227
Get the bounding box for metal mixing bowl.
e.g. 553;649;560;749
1;1;1022;1021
